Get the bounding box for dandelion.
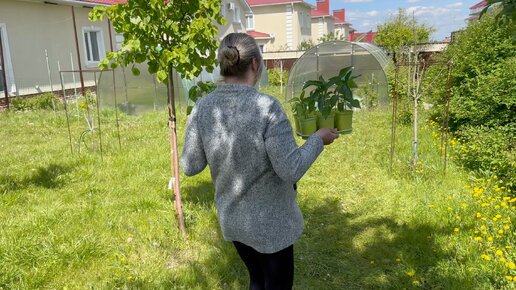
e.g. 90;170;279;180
498;229;504;234
474;237;483;241
480;225;486;230
507;276;514;281
496;250;503;256
499;257;506;263
476;212;482;218
127;276;133;280
447;207;452;211
481;254;491;261
496;214;502;219
454;228;460;232
504;225;510;230
507;262;515;269
407;271;415;277
488;237;494;242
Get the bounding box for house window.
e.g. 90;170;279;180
82;27;106;65
245;14;254;30
300;12;304;28
234;7;241;23
115;34;124;51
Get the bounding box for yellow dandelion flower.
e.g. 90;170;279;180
481;254;491;261
454;228;460;232
481;203;490;207
495;205;500;209
480;225;486;230
496;250;503;256
474;237;483;241
507;262;516;269
447;207;452;211
407;271;415;277
503;197;510;201
494;175;498;179
496;214;502;219
509;197;516;203
488;237;494;241
499;257;506;263
498;229;504;234
476;212;482;218
461;203;468;208
504;225;510;230
127;276;133;280
493;217;498;222
507;276;514;281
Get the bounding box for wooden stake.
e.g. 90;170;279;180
167;68;187;239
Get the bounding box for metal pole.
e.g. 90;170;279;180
70;52;77;96
71;6;85;95
153;75;158;111
94;72;103;160
390;54;399;174
443;62;453;175
106;21;121;149
0;32;10;109
168;67;187;239
60;71;73;154
45;50;55;93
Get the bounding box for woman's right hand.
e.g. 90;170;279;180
316;128;339;145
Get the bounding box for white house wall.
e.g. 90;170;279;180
0;0;115;96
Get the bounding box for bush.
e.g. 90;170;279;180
429;11;515;130
453;124;515;187
11;93;58;111
268;68;288;86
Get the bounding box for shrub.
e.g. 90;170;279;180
268;68;288;86
11;93;58;111
429;11;515;130
453;125;515;187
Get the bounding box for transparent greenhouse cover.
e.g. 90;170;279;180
98;63;268;115
286;41;390;107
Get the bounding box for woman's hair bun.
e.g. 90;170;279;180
221;46;240;67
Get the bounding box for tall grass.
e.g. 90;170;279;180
0;87;513;289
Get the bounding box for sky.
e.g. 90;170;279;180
305;0;483;41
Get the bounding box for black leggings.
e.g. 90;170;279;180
233;241;294;290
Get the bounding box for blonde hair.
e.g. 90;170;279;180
218;33;263;79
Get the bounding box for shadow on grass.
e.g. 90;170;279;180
132;181;465;289
298;197;468;289
0;163;75;193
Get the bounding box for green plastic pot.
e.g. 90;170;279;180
293;114;301;134
299;116;317;137
335;110;353;133
316;112;335;129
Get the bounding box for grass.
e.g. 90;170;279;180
0;86;514;289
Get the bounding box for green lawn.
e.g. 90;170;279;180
1;87;514;289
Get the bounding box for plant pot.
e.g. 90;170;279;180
335;110;353;133
293;114;301;134
316;112;335;129
299;116;317;137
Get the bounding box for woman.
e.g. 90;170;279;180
181;33;339;290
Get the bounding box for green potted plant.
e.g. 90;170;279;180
289;90;317;137
187;81;216;115
302;76;339;130
333;67;361;133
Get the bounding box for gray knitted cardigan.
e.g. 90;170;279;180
181;84;323;253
